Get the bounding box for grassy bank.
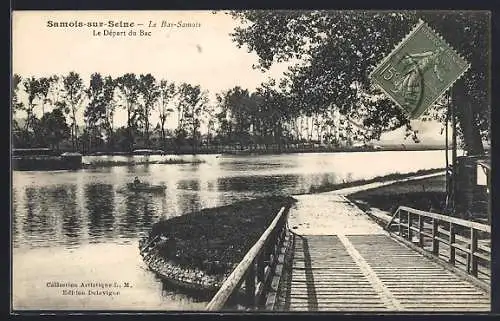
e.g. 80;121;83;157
83;158;205;168
347;175;447;214
307;168;444;194
143;196;297;288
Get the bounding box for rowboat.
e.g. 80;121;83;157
126;182;166;192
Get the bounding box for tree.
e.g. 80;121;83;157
47;75;65;110
37;77;55;115
102;76;117;150
216;86;255;147
138;74;160;148
228;10;490;155
84;73;110;153
12;74;25;146
158;80;176;148
116;73;140;152
63;72;84;150
254;81;293;151
38;108;71;150
22;76;40;135
12;74;24;114
176;83;209;153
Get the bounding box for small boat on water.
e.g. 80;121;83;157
126;182;166;192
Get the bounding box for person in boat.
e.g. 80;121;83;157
133;176;141;186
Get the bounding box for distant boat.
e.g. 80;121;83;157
126;182;166;192
132;149;165;155
132;149;156;155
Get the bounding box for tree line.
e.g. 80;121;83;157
12;72;360;154
14;12;488;156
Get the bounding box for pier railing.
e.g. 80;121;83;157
206;206;289;311
386;206;491;284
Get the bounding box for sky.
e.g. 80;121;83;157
12;10;450;145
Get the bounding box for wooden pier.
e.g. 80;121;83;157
206;190;491;312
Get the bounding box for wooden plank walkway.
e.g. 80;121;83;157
275;194;490;312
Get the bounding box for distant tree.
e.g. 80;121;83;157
47;75;65;109
215;86;260;148
22;76;40;135
176;83;209;153
84;73;109;152
12;74;25;146
138;74;160;147
102;76;117;150
254;81;292;151
12;74;24;114
204;103;216;146
38;108;71;150
63;71;84;150
158;80;176;148
37;77;55;115
116;73;140;151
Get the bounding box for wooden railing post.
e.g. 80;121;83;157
449;222;455;264
432;218;439;255
206;207;287;311
245;261;256;309
398;210;402;236
387;206;490;282
418;215;424;247
255;252;265;307
407;212;412;241
470;228;478;276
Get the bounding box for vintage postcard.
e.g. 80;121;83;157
11;10;491;312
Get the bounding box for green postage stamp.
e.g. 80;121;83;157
370;19;470;119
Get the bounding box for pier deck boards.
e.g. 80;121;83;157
276;194;490;312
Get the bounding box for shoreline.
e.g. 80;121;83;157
82;158;205;169
83;147;451;156
300;167;444;195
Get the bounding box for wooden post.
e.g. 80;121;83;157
245;261;256;309
445;90;451;211
418;215;424;247
258;251;265;279
449;222;456;264
398;210;402;236
451;87;457;217
470;228;478;276
256;252;265;304
432;218;439;255
407;212;412;241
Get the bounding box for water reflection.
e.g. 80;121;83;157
177;179;201;191
216;174;299;194
23;186;64;245
23;187;37;236
177;191;202;215
12;189;18;242
85;183;115;240
60;185;80;245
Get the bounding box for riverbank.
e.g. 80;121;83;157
49;145;451;156
305;168;444;194
346;174;446;214
82;158;205;169
140;196;297;295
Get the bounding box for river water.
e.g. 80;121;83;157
12;150;451;310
